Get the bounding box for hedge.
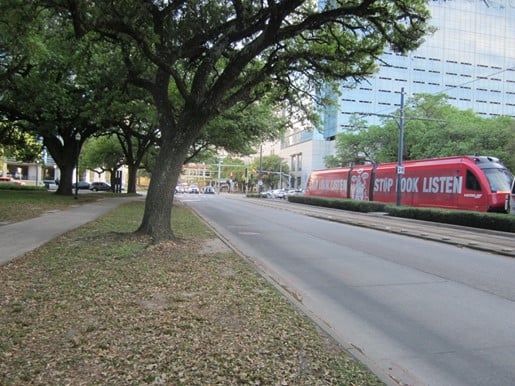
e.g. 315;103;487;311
0;184;47;192
287;195;515;233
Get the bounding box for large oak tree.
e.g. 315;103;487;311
0;3;130;194
43;0;431;241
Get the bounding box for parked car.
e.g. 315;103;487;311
286;189;304;197
43;179;58;190
43;180;59;190
0;176;25;186
203;186;216;194
271;189;287;199
89;182;111;192
188;184;200;194
260;190;273;198
73;181;90;190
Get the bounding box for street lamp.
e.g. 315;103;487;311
35;160;40;187
74;133;81;199
217;157;224;191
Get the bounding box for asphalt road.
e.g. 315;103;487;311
181;194;515;386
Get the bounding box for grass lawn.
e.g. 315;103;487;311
0;190;114;223
0;193;383;385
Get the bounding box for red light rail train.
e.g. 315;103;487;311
305;156;514;213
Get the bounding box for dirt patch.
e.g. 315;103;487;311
197;238;231;255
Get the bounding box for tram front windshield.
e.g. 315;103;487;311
483;168;513;193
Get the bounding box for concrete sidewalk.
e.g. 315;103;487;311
0;195;144;266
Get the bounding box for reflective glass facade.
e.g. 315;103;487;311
322;0;515;136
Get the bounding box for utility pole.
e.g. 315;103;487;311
217;157;223;180
258;144;263;192
217;157;223;191
396;88;405;206
279;162;283;188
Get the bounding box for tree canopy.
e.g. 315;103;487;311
249;154;291;191
328;94;515;170
0;3;130;194
0;123;42;163
189;100;287;161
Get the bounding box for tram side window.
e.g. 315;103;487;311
466;170;481;191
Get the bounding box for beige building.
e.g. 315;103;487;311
248;127;333;190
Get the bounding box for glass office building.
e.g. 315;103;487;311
322;0;515;136
272;0;514;188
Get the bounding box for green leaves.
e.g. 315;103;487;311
81;135;125;173
330;94;515;169
0;123;42;162
197;100;287;157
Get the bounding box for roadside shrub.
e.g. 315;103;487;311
387;206;515;232
288;195;515;233
246;193;270;198
289;195;388;212
0;184;46;192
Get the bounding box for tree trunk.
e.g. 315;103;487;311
127;164;138;194
45;135;81;196
135;68;206;242
135;143;186;242
55;163;76;195
109;169;116;192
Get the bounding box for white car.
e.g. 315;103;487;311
45;181;58;190
271;189;287;199
286;189;304;197
188;185;200;194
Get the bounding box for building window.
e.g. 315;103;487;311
291;153;302;172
